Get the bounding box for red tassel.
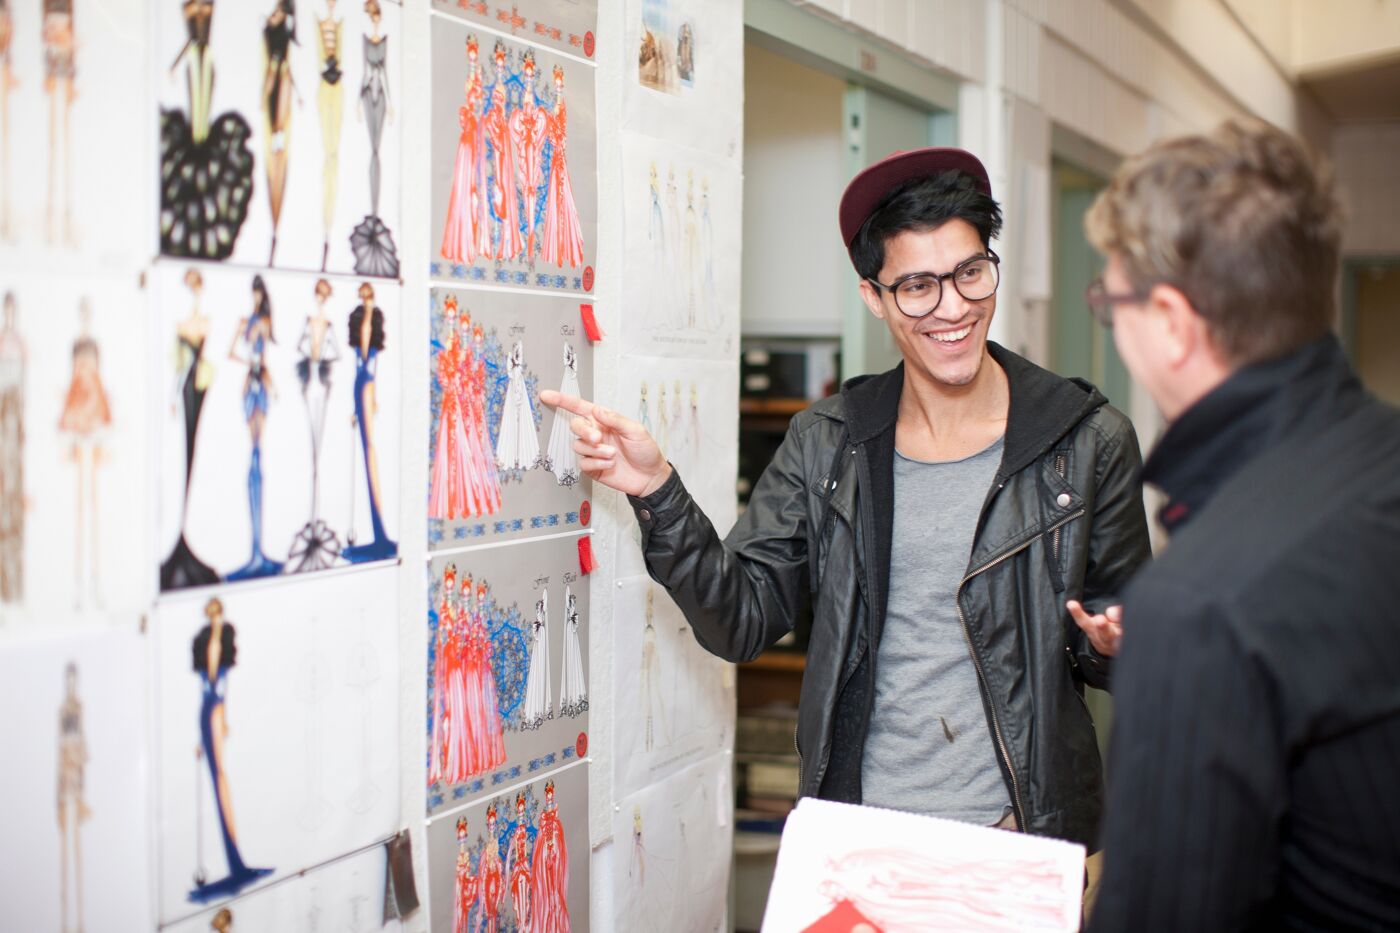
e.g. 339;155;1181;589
577;535;597;574
580;304;604;343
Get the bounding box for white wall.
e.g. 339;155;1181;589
741;43;848;337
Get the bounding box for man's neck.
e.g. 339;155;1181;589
895;352;1009;461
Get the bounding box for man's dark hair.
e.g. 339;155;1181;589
849;171;1003;281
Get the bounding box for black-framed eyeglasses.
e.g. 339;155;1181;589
1085;277;1151;328
868;249;1001;318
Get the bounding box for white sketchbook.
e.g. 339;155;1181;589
763;797;1085;932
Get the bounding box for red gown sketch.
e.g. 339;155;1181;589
530;780;570;933
509;53;547;260
429;298;473;519
461;322;502;512
540;65;584;269
453;817;478;933
430;563;459;785
483;43;522;262
462;574;506;777
440;35;491;264
507;793;532;930
479;805;506;933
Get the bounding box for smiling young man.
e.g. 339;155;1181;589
542;149;1151;847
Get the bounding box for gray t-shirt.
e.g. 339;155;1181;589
860;436;1012;824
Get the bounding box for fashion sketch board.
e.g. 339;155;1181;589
154;0;404;277
764;797;1086;933
613;751;731;933
163;844;401;933
612;576;733;799
428;287;591;550
426;760;590;933
154;263;401;593
0;270;149;623
619;135;741;359
0;627;152;933
0;0;148;271
613;357;738;580
430;0;597;61
152;566;401;924
429;19;598;295
624;0;742;160
426;533;590;816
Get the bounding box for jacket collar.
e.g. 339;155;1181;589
838;342;1107;476
1143;334;1359;532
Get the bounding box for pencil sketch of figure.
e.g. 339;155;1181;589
641;587;666;750
43;0;76;244
58;300;111;609
0;291;24;603
0;1;17;241
57;662;89;933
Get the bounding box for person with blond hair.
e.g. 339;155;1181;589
1084;119;1400;930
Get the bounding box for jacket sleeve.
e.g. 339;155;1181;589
1088;579;1286;932
1074;414;1152;689
629;417;812;663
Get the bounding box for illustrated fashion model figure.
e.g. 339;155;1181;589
641;587;665;751
227;276;283;582
349;0;398;277
57;662;89;933
506;793;532;931
665;167;681;311
540;65;584;269
190;598;272;902
343;282;396;562
58;299;111;609
629;804;645;883
655;381;670;454
162;0;255;259
478;804;506;933
440;34;491;264
43;0;75;244
429;297;500;519
520;588;552;729
262;0;298;265
558;585;586;716
701;177;717;322
494;340;539;472
544;342;580;486
430;563;460;785
647;162;665;270
510;52;547;260
0;1;16;241
287;279;341;572
452;817;478;933
638;380;652;433
482;43;521;262
0;291;24;603
316;0;343;271
162;270;221;591
466;576;507;770
531;780;569;933
684;171;700;327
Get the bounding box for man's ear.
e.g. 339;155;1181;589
858;279;886;320
1148;283;1208;371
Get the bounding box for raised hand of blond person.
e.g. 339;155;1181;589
538;389;672;498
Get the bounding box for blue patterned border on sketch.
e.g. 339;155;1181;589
430;261;584;293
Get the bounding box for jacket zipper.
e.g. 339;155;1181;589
794;726;804;794
955;506;1085;830
1051;452;1067;562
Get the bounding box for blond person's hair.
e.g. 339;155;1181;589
1085;119;1344;365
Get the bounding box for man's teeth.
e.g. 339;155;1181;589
927;325;972;343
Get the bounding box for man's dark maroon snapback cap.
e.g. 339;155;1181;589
838;148;992;260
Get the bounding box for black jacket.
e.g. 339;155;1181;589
1090;336;1400;931
632;343;1151;848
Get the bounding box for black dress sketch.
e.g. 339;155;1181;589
349;0;398;278
161;270;221;591
161;0;255;260
262;0;297;265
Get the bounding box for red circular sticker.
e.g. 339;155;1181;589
576;732;588;757
582;265;594;292
580;500;591;526
584;31;595;58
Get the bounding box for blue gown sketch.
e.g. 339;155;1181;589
342;288;396;563
190;600;271;902
227;278;283;581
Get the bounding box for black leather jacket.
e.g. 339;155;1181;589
631;343;1151;849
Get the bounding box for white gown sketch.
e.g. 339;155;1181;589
288;295;341;572
521;589;552;729
684;172;700;328
494;340;540;471
558;585;587;716
544;342;580;487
